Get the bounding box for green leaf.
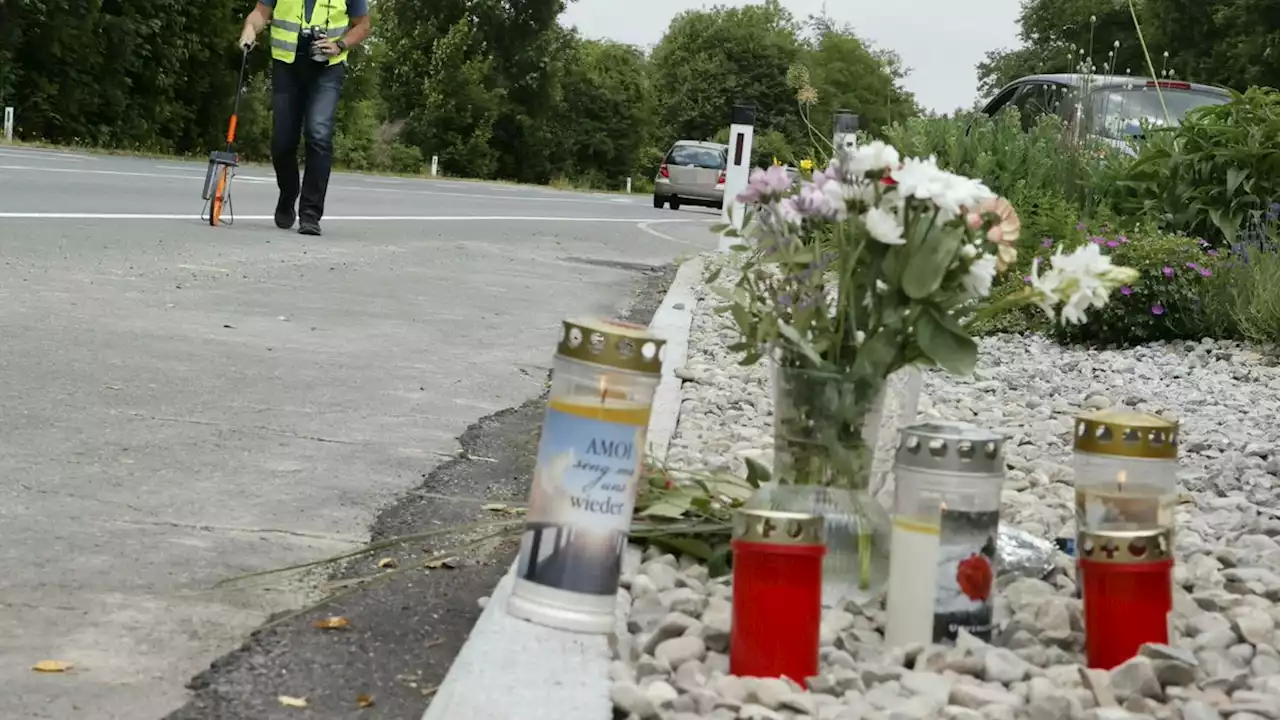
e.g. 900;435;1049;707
1227;167;1247;196
744;457;771;488
776;322;823;365
707;543;733;578
851;330;897;381
709;284;736;301
640;495;693;518
704;265;723;285
917;305;978;376
654;536;715;560
901;226;963;300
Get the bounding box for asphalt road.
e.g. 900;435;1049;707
0;146;718;719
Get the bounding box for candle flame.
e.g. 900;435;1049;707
1117;470;1127;492
599;375;609;403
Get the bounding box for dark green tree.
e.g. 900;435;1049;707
800;17;920;138
557;36;657;187
401;18;505;178
649;0;805;144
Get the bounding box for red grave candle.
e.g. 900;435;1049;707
1079;527;1175;670
730;509;826;685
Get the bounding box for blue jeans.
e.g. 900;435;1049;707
271;57;345;223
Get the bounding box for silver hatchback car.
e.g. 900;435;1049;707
653;140;728;211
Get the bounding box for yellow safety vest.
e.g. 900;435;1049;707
270;0;350;66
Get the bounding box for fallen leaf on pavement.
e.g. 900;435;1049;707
31;660;73;673
277;695;309;708
424;557;458;570
312;616;349;630
376;557;398;569
481;503;507;512
356;694;375;708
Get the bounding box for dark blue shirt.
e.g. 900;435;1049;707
262;0;369;23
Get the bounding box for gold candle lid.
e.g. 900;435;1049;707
1073;409;1179;460
732;509;826;546
1078;527;1173;565
556;318;666;375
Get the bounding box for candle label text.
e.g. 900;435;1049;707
514;407;646;597
932;509;999;644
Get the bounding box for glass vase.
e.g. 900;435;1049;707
760;363;895;608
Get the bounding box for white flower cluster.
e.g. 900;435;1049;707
735;139;1137;329
1029;242;1140;324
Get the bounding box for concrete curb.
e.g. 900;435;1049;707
644;255;704;465
421;254;709;720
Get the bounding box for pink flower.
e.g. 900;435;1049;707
1200;268;1213;277
1118;235;1130;243
1107;240;1120;248
1186;262;1199;270
1041;238;1053;248
1152;304;1165;316
1207;249;1219;256
1162;266;1175;278
1121;286;1133;296
737;165;795;204
1023;275;1033;283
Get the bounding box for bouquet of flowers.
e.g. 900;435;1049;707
708;141;1137;598
711;140;1137;492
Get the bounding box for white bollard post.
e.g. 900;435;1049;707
720;103;756;233
833;109;858;155
3;107;13;143
626;177;632;194
430;155;439;177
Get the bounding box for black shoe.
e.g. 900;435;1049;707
298;220;322;236
274;198;296;229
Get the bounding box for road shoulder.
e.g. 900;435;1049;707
165;264;677;720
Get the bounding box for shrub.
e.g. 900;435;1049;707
384;142;424;174
882;110;1114;214
1214;211;1280;345
333;99;382;171
1049;227;1229;347
1110;87;1280;247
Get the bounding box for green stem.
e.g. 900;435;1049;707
1127;0;1171;125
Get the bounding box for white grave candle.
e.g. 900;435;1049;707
884;516;941;647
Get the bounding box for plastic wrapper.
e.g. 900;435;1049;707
997;525;1057;580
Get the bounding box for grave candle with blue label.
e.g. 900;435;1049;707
506;318;665;633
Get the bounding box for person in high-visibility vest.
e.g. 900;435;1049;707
239;0;372;236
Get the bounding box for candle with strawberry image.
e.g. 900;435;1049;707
932;509;999;643
885;422;1007;648
956;551;994;604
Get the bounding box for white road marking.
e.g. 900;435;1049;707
636;219;717;247
0;149;86;162
0;164;636;207
0;212;704;223
1;164;194;180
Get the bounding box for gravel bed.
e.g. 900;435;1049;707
612;252;1280;719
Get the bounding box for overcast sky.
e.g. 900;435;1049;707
560;0;1024;114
